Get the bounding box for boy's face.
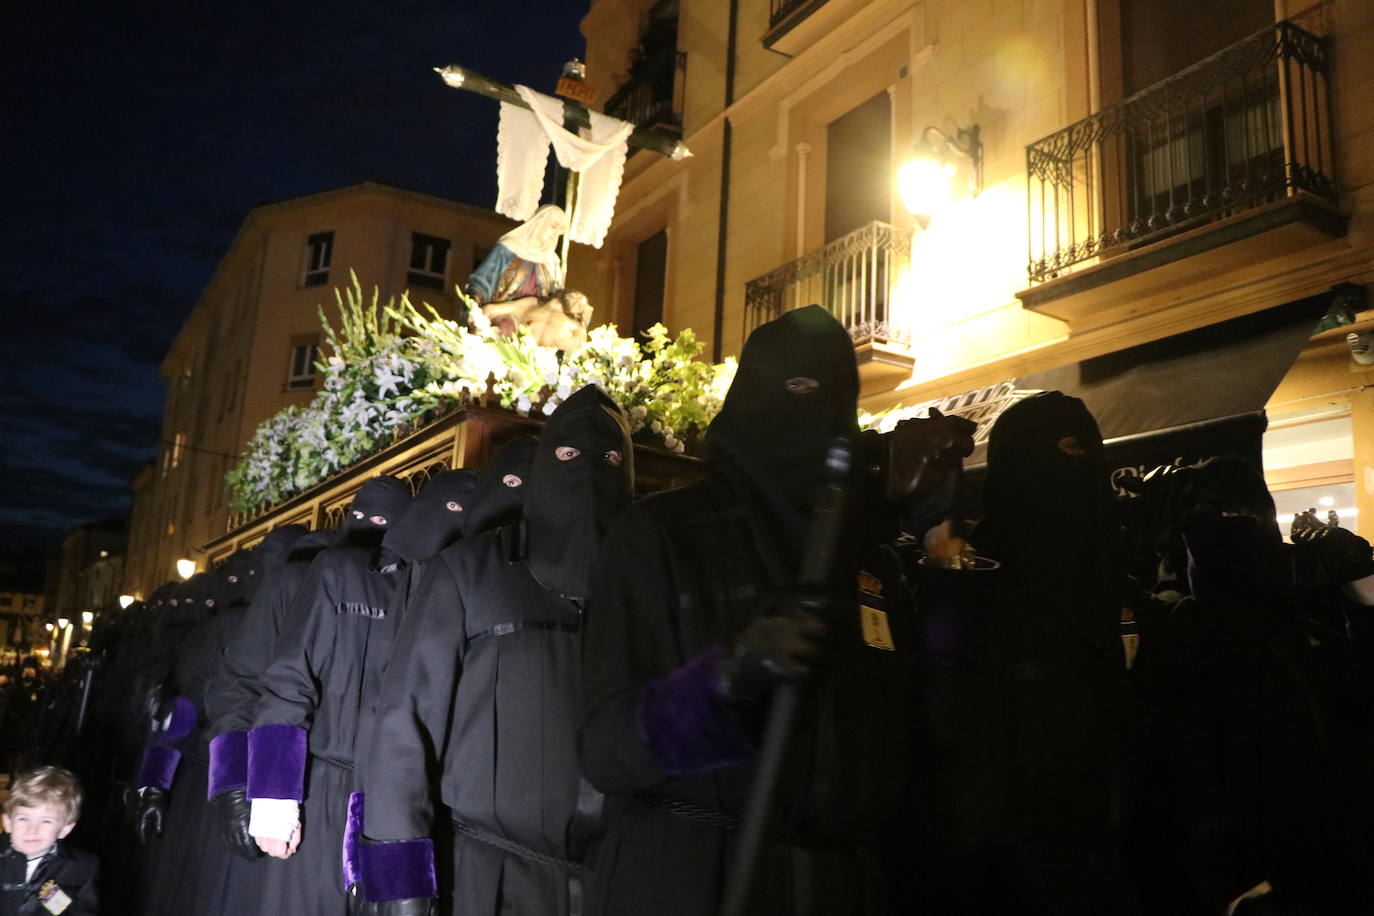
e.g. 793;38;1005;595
3;803;74;857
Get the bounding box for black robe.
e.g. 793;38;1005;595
140;591;263;916
250;545;404;914
578;470;913;916
205;552;319;743
362;521;599;915
0;837;98;916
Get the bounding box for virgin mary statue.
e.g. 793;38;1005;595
465;205;592;351
466;204;567;305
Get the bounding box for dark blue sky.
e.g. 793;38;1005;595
0;0;588;546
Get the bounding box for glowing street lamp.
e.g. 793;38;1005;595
81;611;94;626
176;558;197;579
44;623;54;633
56;617;69;630
119;595;136;609
897;124;983;224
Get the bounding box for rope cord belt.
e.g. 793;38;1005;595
646;794;741;830
451;818;589;873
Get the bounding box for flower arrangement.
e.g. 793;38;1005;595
225;273;737;514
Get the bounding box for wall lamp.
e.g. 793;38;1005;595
176;558;197;580
897;124;983;224
118;595;136;609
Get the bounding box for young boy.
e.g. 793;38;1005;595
0;766;97;915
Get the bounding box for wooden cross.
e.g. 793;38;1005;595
435;64;690;287
434;65;691;160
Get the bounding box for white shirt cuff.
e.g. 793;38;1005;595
248;797;299;841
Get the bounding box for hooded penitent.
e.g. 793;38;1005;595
340;476;413;549
524;385;633;601
462;436;538;538
166;573;215;629
286;529;337;564
256;525;310;577
220;550;263;609
974;389;1123;650
144;581;177;628
704;303;859;549
381;470;480;564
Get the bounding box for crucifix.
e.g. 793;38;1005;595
434;61;691;284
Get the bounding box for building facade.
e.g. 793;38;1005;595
123;183;513;598
574;0;1374;534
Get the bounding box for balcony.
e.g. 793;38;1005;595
763;0;871;55
603;47;685;135
1018;21;1347;329
745;221;915;388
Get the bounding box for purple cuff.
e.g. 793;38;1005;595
208;730;249;798
636;647;756;777
342;791;365;890
138;745;183;789
247;723;308;801
150;695;198;745
358;836;437;902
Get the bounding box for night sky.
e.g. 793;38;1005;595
0;1;589;548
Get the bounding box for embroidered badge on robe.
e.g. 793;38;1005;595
39;880;72;914
857;570;883;600
860;604;896;651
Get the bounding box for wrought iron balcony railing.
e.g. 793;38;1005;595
769;0;829;31
603;48;685;132
744;221;912;344
1025;20;1334;284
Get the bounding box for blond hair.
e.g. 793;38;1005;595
5;766;82;824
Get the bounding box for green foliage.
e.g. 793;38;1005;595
225;274;736;515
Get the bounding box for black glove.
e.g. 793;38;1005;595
135;786;169;844
358;899;435;916
717;588;833;704
211;787;261;861
1292;522;1374;585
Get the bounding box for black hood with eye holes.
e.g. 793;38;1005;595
220;549;263;608
340;476;412;548
524;385;633;602
974;391;1124;636
704;304;859;538
463;436;538;538
382;470;480;563
977;390;1111;555
164;573;214;629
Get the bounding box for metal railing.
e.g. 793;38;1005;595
769;0;828;30
744;221;912;343
1026;20;1334;284
603;49;685;131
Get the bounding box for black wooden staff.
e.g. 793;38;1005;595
719;438;852;916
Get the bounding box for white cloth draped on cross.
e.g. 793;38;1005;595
496;85;634;249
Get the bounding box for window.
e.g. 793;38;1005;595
633;230;668;338
287;341;319;390
303;231;334;287
408;233;451;291
825;91;891;242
